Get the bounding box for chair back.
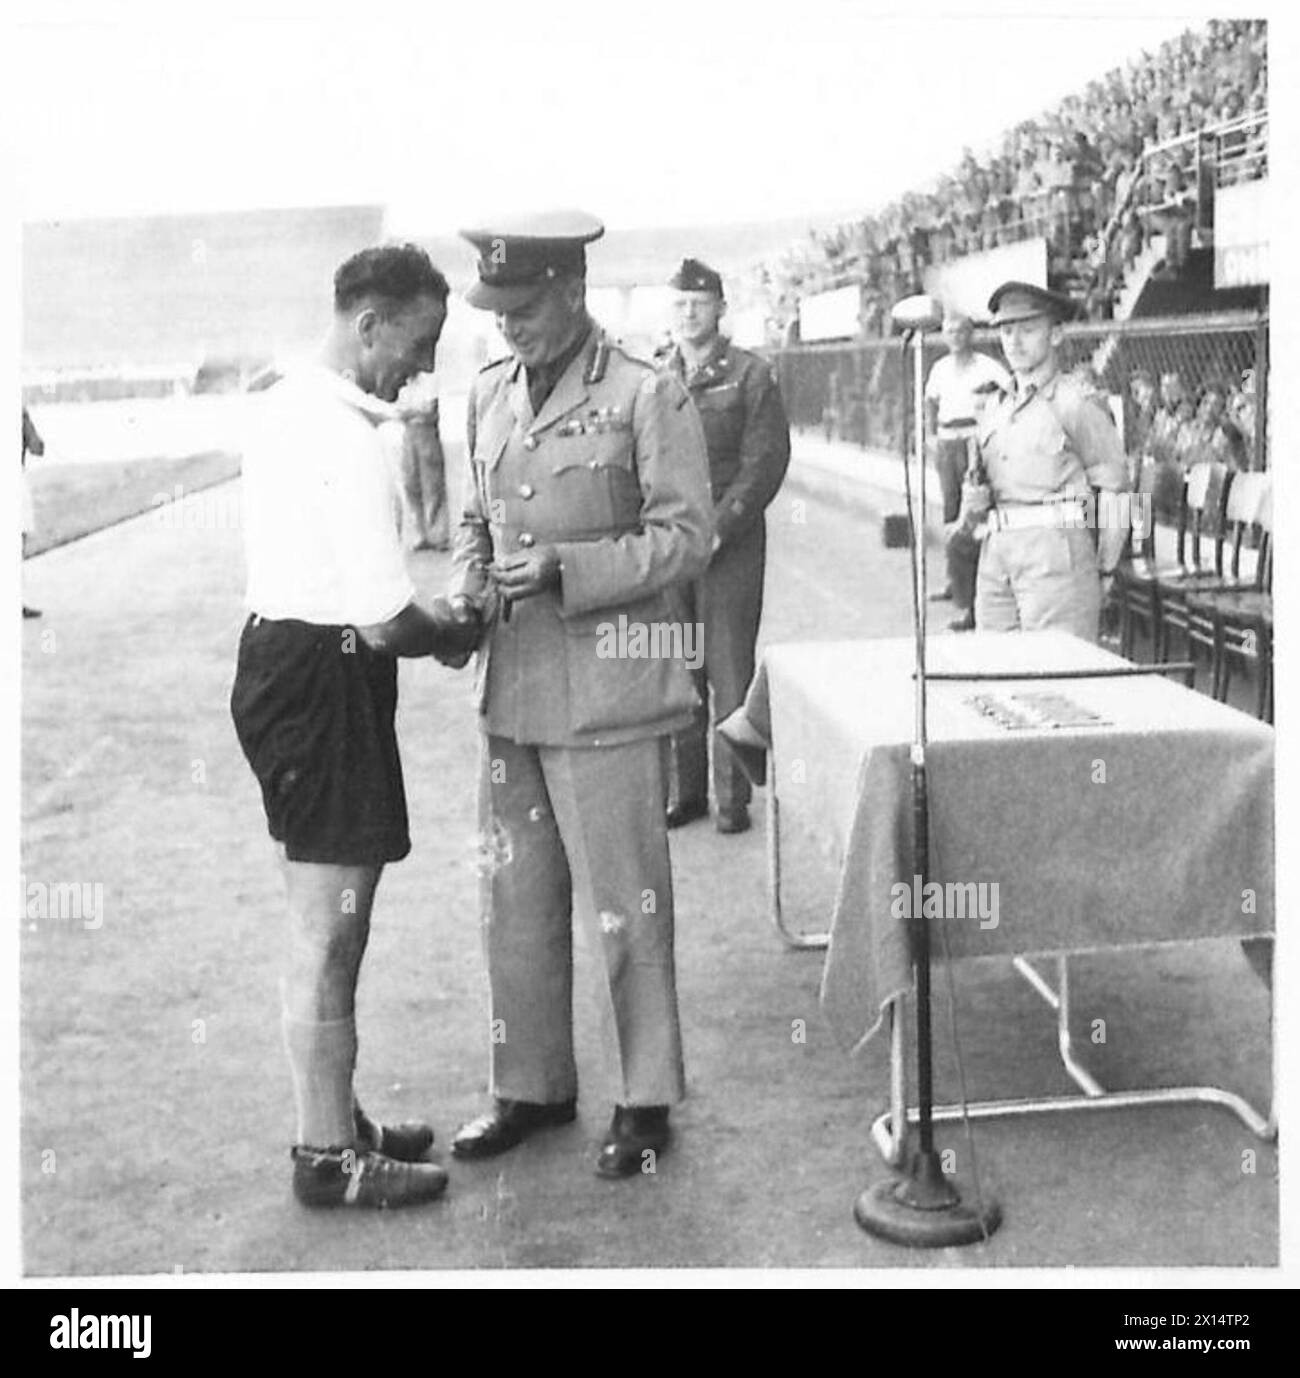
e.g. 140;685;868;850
1252;473;1271;592
1177;462;1229;573
1220;471;1270;586
1131;457;1163;560
1225;470;1269;526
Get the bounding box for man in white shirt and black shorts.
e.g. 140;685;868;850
231;243;480;1209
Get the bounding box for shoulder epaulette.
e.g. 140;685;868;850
583;334;612;384
478;355;511;374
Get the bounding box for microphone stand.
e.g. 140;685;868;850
854;307;1002;1247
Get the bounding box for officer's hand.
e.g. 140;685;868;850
958;481;992;526
488;546;562;601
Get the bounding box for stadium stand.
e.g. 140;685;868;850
753;19;1267;341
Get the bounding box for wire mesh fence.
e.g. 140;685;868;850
767;311;1268;479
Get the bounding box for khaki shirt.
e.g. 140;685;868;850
977;366;1129;505
452;328;713;747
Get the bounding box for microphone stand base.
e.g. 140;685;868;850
854;1150;1002;1248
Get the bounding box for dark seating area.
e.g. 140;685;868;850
1110;463;1272;721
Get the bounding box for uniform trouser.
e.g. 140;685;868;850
399;421;449;549
975;526;1102;642
935;437;979;612
481;734;686;1108
665;521;766;817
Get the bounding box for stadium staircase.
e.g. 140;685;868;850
1089;238;1166;376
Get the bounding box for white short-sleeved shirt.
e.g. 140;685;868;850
241;366;415;626
925;351;1012;438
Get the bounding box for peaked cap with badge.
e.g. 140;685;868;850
460;210;605;312
986;280;1078;326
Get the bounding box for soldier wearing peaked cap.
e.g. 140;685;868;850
956;280;1130;641
446;212;714;1178
660;257;791;834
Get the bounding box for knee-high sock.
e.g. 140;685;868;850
282;1013;358;1149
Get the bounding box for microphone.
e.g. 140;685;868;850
890;294;944;333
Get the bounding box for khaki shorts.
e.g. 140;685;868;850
975;526;1102;642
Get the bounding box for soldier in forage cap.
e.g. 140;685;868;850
446;211;713;1178
956;281;1130;641
659;257;791;834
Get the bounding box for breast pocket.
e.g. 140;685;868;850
1016;406;1076;491
692;384;744;484
550;429;642;531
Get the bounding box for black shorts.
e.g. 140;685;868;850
230;615;410;865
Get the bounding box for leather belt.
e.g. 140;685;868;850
986;499;1087;533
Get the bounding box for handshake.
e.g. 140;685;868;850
428;594;488;669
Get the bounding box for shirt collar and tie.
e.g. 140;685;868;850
526;324;593;417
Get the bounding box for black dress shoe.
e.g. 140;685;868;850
354;1104;434;1161
595;1105;671;1179
928;586;954;602
666;798;708;829
948;609;975;632
450;1097;577;1160
22;606;41;619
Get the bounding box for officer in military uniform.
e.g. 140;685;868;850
958;281;1129;641
660;258;791;833
446;213;713;1178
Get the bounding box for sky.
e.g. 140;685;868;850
8;0;1256;234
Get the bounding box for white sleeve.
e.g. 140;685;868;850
924;358;945;402
315;417;415;626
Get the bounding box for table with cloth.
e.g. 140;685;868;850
720;630;1274;1154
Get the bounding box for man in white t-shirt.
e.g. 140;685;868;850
924;311;1010;629
231;243;480;1210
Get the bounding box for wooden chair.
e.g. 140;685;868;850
1154;462;1234;673
1185;475;1273;721
1112;456;1179;661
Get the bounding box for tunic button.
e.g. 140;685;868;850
519;483;535;499
523;434;538;451
518;532;535;548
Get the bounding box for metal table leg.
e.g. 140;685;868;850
871;952;1276;1158
766;758;829;951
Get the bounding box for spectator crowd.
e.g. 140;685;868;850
754;19;1267;343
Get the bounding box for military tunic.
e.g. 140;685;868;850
451;327;712;1106
974;366;1130;641
662;336;791;817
